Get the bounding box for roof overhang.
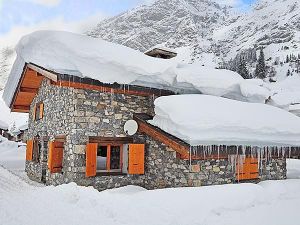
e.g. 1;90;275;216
10;63;58;113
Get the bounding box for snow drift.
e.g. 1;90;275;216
149;95;300;146
3;30;270;107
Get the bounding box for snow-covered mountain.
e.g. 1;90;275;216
1;0;300;90
88;0;300;79
88;0;232;65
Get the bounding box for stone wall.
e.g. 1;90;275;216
26;79;156;186
25;79;287;190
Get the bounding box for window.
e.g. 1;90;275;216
86;143;145;177
32;140;41;163
96;145;122;172
34;102;44;121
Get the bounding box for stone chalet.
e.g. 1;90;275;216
4;61;300;191
3;31;300;191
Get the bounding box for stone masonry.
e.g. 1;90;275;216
26;78;287;191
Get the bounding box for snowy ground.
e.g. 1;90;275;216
1;139;300;225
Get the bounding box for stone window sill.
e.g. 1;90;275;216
96;172;127;176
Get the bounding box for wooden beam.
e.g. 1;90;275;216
20;87;39;93
89;136;133;144
27;63;58;82
53;80;163;97
12;105;30;113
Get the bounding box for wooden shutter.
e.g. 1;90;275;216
128;144;145;175
236;157;259;181
48;141;64;173
86;143;98;177
33;105;37;121
26;139;34;161
39;103;44;119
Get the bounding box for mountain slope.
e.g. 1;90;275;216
88;0;232;64
88;0;300;79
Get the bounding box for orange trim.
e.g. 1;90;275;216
137;120;189;158
52;80;159;97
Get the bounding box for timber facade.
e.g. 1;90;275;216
13;64;291;190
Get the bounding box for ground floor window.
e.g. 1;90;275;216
97;145;122;172
32;140;41;163
86;141;145;177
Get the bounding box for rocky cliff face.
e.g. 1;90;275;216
88;0;232;64
88;0;300;78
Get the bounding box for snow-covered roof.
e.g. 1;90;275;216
3;30;270;107
149;95;300;146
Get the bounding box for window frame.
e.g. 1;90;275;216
34;102;44;121
96;144;123;174
32;138;41;163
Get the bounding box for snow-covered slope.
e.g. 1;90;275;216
215;0;300;57
87;0;300;77
88;0;232;65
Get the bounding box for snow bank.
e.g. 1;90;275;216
1;176;300;225
268;75;300;108
0;139;25;171
3;30;270;106
287;159;300;179
149;95;300;146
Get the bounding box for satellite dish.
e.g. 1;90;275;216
124;120;138;136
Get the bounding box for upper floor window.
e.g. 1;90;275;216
33;102;44;121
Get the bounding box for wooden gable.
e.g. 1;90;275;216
11;64;58;113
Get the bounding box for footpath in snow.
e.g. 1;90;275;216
1;139;300;225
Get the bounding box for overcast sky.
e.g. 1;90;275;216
0;0;256;47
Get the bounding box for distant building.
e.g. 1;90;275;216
145;47;177;59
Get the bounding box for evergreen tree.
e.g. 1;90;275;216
255;48;267;79
237;57;250;79
286;55;290;63
287;69;291;77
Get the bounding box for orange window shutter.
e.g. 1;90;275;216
86;143;98;177
39;103;44;119
236;157;259;180
128;144;145;175
52;142;64;173
26;140;34;161
48;141;54;172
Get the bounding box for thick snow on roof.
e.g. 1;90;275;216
3;30;271;106
149;95;300;146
